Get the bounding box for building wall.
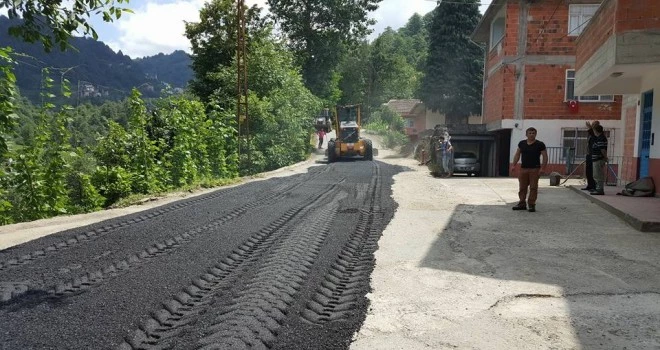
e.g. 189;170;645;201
425;109;446;130
524;64;622;120
576;0;616;69
482;1;621;126
484;68;505;123
526;2;577;56
614;0;660;33
413;115;426;134
621;95;640;182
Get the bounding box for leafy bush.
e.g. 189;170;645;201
67;172;104;213
92;166;133;207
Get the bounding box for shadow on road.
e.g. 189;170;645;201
419;202;660;349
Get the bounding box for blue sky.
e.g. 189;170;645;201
87;0;489;58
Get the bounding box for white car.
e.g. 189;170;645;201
453;152;480;176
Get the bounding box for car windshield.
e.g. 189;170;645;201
454;152;477;159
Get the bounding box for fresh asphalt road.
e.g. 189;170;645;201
0;158;402;350
3;134;660;350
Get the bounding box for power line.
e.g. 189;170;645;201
531;0;563;45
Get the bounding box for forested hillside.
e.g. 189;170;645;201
0;15;193;104
0;0;484;225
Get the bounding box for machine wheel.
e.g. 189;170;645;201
364;139;373;161
327;141;336;163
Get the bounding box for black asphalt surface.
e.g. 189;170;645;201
0;160;402;350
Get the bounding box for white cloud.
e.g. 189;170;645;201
106;0;205;58
104;0;488;58
106;0;267;58
368;0;436;40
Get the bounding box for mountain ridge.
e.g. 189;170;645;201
0;15;194;104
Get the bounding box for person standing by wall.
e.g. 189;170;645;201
582;120;600;191
590;124;608;195
317;128;326;149
510;127;548;212
438;136;453;177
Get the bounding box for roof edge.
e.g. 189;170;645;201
472;0;507;42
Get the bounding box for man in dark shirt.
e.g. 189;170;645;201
590;124;608;195
510;127;548;212
582;120;600;191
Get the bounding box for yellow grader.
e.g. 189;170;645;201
327;104;374;162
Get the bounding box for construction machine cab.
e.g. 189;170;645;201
327;104;374;162
314;108;332;132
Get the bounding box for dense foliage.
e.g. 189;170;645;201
266;0;382;101
337;12;433;121
0;0;487;225
0;0;131;52
419;0;484;121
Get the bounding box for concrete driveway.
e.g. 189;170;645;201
351;149;660;350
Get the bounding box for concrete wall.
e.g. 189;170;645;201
621;95;640;182
425;109;446;130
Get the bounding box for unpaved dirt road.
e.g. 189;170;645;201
1;132;659;350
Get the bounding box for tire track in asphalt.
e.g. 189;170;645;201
302;162;384;324
0;181;334;305
118;185;341;349
0;168;329;273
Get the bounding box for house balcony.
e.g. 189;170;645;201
575;0;660;96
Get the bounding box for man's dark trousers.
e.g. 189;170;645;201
584;154;595;189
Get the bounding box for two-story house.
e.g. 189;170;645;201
574;0;660;188
472;0;622;177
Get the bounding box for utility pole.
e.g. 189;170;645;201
236;0;250;166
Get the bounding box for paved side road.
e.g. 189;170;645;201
352;150;660;350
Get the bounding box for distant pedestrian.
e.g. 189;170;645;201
510;127;548;212
317;129;326;149
590;124;608;195
582;120;600;191
437;136;453;177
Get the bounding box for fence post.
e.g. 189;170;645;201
565;147;575;175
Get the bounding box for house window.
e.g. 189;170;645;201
568;4;600;36
490;16;505;49
562;128;614;159
404;118;415;128
565;70;614;102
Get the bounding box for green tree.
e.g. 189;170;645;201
367;28;419;108
266;0;382;100
0;47;17;157
419;0;483;121
337;42;370;106
1;0;132;51
184;0;267;104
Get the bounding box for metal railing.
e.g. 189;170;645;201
546;147;576;174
